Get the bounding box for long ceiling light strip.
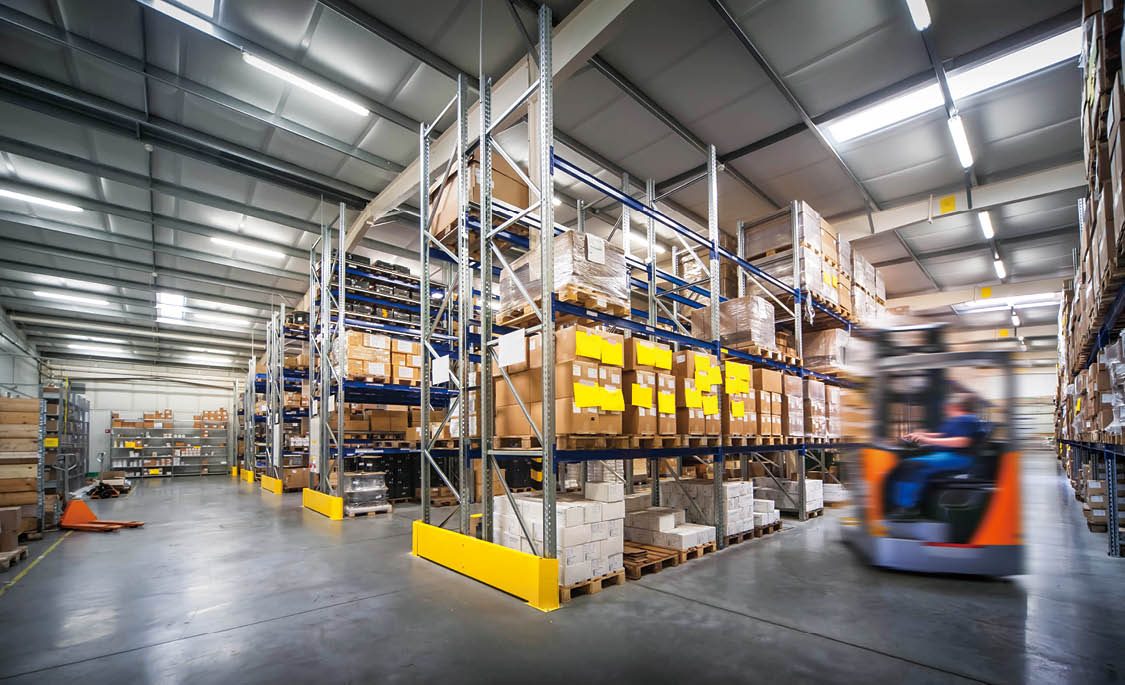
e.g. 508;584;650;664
242;53;369;117
827;27;1082;143
0;189;83;213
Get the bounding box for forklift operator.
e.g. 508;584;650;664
892;393;983;513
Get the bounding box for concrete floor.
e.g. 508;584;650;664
0;449;1120;683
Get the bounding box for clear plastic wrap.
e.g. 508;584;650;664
741;201;822;257
689;294;776;349
756;247;822;297
837;236;852;279
498;231;627;320
804;329;850;373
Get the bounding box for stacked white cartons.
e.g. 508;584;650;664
659;479;755;535
583;480;626;575
752;477;823;513
752;498;779;527
587;459;624;483
623;505;715;550
822;481;848;504
492;490;624;585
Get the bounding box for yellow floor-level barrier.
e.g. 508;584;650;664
302;488;343;520
230;466;238;478
412;520;559;612
239;468;255;482
260;474;282;494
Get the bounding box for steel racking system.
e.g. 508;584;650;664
41;379;88;511
1059;439;1121;557
413;5;856;574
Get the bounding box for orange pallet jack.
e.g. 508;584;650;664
60;500;144;532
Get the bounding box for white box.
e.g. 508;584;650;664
625;492;650;512
589;521;608;541
626;509;678;531
602;500;625;520
607;518;623;538
557;523;591;547
590;555;608;577
560;561;592;585
624;525;655;545
585;481;625;502
584;501;603;524
608;552;624;571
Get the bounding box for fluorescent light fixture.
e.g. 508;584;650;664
904;0;931;31
0;189;83;213
63;335;129;345
953;291;1061;314
67;343;126;354
33;290;108;306
242;52;369;117
827;28;1080;143
184;355;230;365
993;259;1006;279
210;236;286;258
947;115;973;168
149;0;217;36
1010;312;1020;327
552;196;562;207
949;28;1082;100
977;211;994;240
192;312;249;326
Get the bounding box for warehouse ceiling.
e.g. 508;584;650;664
0;0;1083;370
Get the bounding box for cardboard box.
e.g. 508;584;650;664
753;368;783;394
495;398;598;436
623;338;672;371
673;350;721;392
676;407;705;435
281;467;309;490
623;369;657;435
392;339;420;355
494;360;599;407
555;325;624;367
0;506;19;552
393;364;419;384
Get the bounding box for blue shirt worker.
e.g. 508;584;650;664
892;393;984;515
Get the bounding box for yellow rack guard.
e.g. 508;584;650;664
302;488;343;520
260;474;282;494
239;468;255;482
412;520;559;612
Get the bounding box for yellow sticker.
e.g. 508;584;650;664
695;369;711;388
601;340;624;366
708;364;722;387
939;195;956;213
573;382;601;408
149;468;162;475
998;328;1009;338
693;353;710;371
601;386;625;411
631;383;653;409
1076;397;1081;412
653;348;673;370
575;330;602;359
732;400;745;418
43;437;59;447
658;392;675;414
702;394;719;416
685;387;703;409
981;286;992;298
635;341;655;366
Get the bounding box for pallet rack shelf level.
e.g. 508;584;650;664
1059;439;1122;557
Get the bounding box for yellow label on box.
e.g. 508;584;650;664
708;365;722;387
685;387;703;409
702;394;719;416
981;286;992;298
1076;397;1082;412
635;342;655;366
574;383;601;408
631;383;653;409
694;353;710;370
148;468;161;475
732;400;745;418
600;340;623;366
939;195;956;213
601;386;625;411
998;328;1009;338
575;330;602;359
44;437;58;447
658;392;675;414
653;348;672;369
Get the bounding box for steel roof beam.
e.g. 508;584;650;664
872;225;1076;268
10;313;260;349
21;328;256;354
0;280;270;322
0;65;371;207
655;8;1081;198
0;259;286;311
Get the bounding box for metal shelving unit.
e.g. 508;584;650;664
41;380;88;515
1060;439;1122;557
109;419;229;478
414;5;857;563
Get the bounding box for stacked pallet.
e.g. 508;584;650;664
752;497;781;528
658;478;756;536
0;397;42;536
623;492;717;550
753;476;824;515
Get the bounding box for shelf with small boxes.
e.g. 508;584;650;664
109;409;229;478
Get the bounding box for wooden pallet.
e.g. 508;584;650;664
760;520;782;535
1087;521;1108;533
824;499;851;508
496;284;629;327
345;504;393;517
388;497;413;504
623;435;683;448
0;546;29;571
559;568;626;603
730;343;784;362
429;496;458;507
623;543;680;579
678;540;717;563
18;531;43;543
684;436;720;447
725;528;756;545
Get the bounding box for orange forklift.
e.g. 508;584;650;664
842;324;1023;575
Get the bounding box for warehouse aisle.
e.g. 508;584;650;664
0;450;1119;684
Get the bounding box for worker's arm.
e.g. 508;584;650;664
916;435;970;448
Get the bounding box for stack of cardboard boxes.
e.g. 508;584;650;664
673;350;722;437
343;332;422;385
0;398;43;536
754;476;824;514
753;368;783;438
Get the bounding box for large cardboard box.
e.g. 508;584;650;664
623;338;672;371
282;467;309;490
0;506;19;552
702;392;721;435
496;398;598;436
673;350;721;392
753;368;783;394
494;360;599;407
676;407;705;435
623;369;657;435
598;365;624;434
555;325;624;367
656;372;677;435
